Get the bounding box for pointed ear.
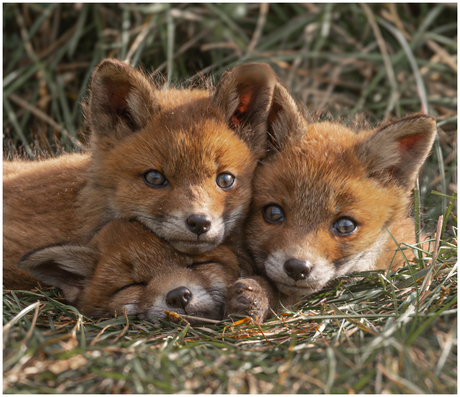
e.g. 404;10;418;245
213;62;277;154
18;244;99;304
265;83;305;154
357;114;437;188
87;59;157;140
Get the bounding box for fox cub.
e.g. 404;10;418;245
4;60;282;289
18;219;240;324
226;100;437;321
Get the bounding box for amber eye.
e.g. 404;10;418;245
143;170;167;187
334;217;357;235
216;173;235;189
263;204;284;224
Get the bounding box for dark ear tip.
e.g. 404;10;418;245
231;62;277;87
95;58;130;74
18;243;67;267
377;113;437;135
18;248;40;266
402;113;435;123
406;113;435;122
407;114;437;136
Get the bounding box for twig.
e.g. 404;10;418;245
89;325;116;347
419;216;443;304
377;363;425;393
3;96;34;157
113;307;130;343
3;301;41;332
384;4;412;40
23;301;43;346
153;27;213;75
186;54;237;82
362;4;399;118
8;93;82;149
426;39;457;72
247;3;269;53
378;17;429;114
124;14;155;65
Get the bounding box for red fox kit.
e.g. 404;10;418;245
4;60;279;289
17;220;240;324
226;86;437;320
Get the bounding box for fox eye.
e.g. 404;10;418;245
114;282;146;295
216;173;235;189
187;260;215;269
263;204;284;224
143;170;167;187
334;217;357;235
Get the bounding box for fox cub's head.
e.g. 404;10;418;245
246;111;437;297
85;59;278;254
18;220;240;324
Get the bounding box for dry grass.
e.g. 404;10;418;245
3;3;457;393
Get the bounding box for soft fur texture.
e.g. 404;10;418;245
4;154;91;289
18;220;240;324
4;60;280;289
226;111;437;322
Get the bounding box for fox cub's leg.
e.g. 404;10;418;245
225;275;278;322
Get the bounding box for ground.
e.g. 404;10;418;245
3;3;457;393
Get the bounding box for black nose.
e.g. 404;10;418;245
166;286;192;309
283;259;311;281
186;214;212;235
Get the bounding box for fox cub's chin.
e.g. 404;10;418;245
18;220;240;324
86;59;279;255
246;113;436;298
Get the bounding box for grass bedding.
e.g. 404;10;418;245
2;3;457;393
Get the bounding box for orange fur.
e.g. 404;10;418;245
4;60;279;289
4;154;91;289
18;220;240;324
226;86;437;321
247;113;436;299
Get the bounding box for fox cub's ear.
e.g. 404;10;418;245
265;83;305;154
357;114;437;188
18;244;99;305
213;63;277;154
88;59;156;139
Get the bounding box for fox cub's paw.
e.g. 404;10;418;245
225;277;271;322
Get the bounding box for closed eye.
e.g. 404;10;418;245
187;260;216;269
114;282;146;295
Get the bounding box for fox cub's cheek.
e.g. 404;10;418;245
106;285;145;315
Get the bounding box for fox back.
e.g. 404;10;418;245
3;154;91;289
246;113;436;298
18;219;240;324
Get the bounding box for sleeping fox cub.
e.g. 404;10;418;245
4;60;281;289
18;219;240;324
226;91;437;321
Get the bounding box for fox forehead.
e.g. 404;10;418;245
94;230;193;276
105;112;253;182
154;87;211;107
254;122;404;227
91;237;232;292
92;220;239;274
